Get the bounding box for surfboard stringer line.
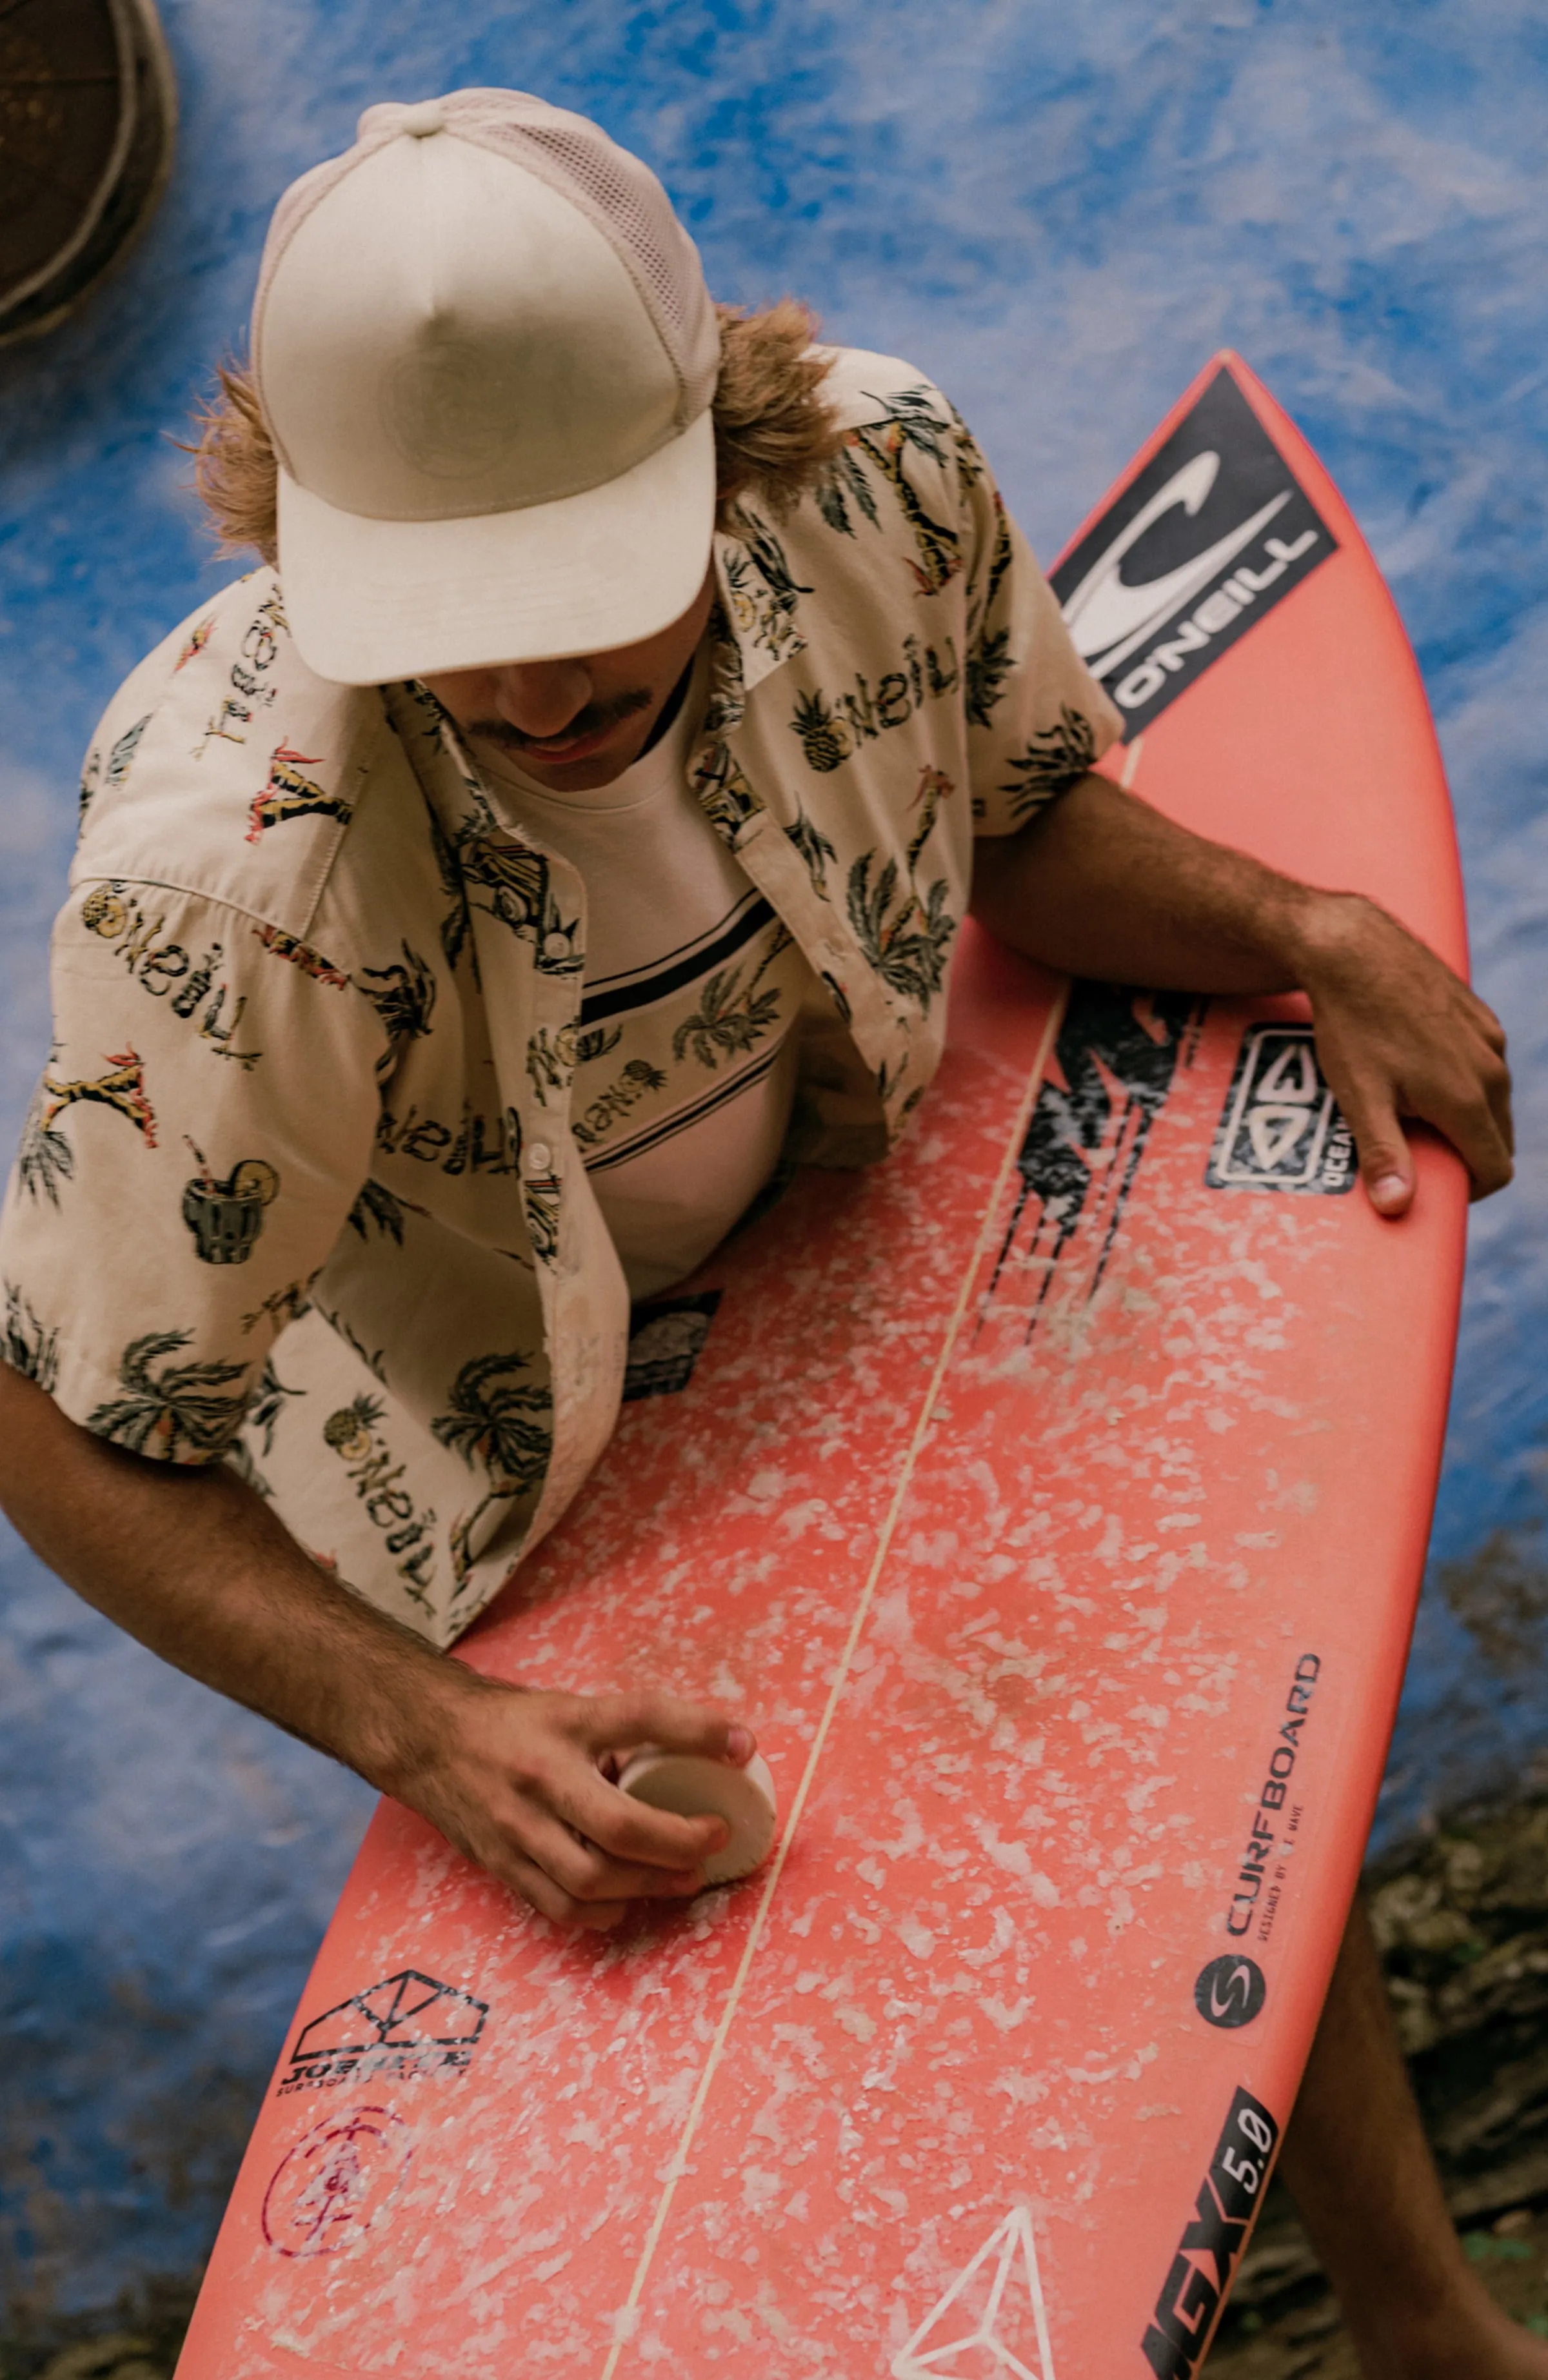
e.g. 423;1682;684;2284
597;987;1070;2379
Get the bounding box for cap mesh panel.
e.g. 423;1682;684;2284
254;90;718;434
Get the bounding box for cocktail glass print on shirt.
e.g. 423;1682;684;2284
1051;365;1335;735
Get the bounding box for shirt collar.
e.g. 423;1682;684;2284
711;511;809;713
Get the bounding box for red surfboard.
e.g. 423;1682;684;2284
176;355;1467;2380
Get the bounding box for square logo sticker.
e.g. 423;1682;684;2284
1206;1024;1356;1195
1050;364;1335;736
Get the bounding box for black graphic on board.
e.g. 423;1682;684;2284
1206;1024;1356;1195
1194;1954;1267;2030
279;1968;488;2094
622;1291;723;1403
987;981;1205;1333
1051;366;1335;735
1225;1654;1320;1943
1142;2087;1282;2379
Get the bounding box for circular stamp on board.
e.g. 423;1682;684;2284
261;2103;412;2258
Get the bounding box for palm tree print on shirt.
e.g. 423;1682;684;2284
817;386;965;597
248;1354;303;1456
15;1084;74;1207
721;513;811;659
432;1349;553;1591
3;1284;59;1392
672;927;793;1067
840;761;958;1008
228;1354;303;1499
359;943;437;1042
847;855;956;1010
786;806;838;896
814;444;882;540
88;1330;249;1459
348;1180;409;1245
997;703;1099;823
965;626;1012;728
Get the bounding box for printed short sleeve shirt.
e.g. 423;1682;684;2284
0;349;1121;1645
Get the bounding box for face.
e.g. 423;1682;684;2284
421;567;717;793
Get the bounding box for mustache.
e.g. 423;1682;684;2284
468;688;651;754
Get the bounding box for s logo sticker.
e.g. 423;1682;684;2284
1194;1954;1267;2030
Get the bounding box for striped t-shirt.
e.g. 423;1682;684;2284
477;651;815;1298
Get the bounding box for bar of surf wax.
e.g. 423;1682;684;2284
617;1747;777;1884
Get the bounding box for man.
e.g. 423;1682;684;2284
0;88;1531;2375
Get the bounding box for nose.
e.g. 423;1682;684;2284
492;658;595;741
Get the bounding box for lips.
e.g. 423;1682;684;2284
515;724;617;762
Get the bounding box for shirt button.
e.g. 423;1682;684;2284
542;931;570;960
525;1142;553;1175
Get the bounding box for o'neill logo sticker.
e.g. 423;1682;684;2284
1206;1024;1355;1195
893;2206;1056;2379
1050;365;1335;733
278;1968;488;2095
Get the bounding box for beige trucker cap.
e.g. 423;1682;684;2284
252;90;721;686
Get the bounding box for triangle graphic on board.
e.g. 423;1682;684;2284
893;2208;1056;2380
1246;1103;1312;1169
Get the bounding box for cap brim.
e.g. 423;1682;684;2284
277;408;717;686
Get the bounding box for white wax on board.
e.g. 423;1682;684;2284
617;1748;778;1885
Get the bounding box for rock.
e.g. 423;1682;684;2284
36;2341;163;2380
1215;1789;1548;2370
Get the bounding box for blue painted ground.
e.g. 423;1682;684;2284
1;0;1545;2325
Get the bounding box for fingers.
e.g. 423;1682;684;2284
419;1681;761;1931
1402;1042;1514;1204
524;1810;706;1909
543;1688;757;1869
554;1756;729;1877
1472;995;1509;1062
1333;1071;1414;1217
1480;1041;1515;1163
1300;897;1517;1213
506;1850;634;1933
584;1687;756;1769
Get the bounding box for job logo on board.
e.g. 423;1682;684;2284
277;1967;488;2094
1050;364;1335;733
1206;1024;1355;1195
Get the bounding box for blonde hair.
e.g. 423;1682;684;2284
189;299;846;566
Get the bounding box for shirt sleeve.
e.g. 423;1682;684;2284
0;877;388;1463
953;417;1124;837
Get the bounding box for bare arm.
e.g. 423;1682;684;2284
0;1365;748;1929
971;773;1513;1213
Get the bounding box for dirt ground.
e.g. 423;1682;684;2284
13;1795;1548;2380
